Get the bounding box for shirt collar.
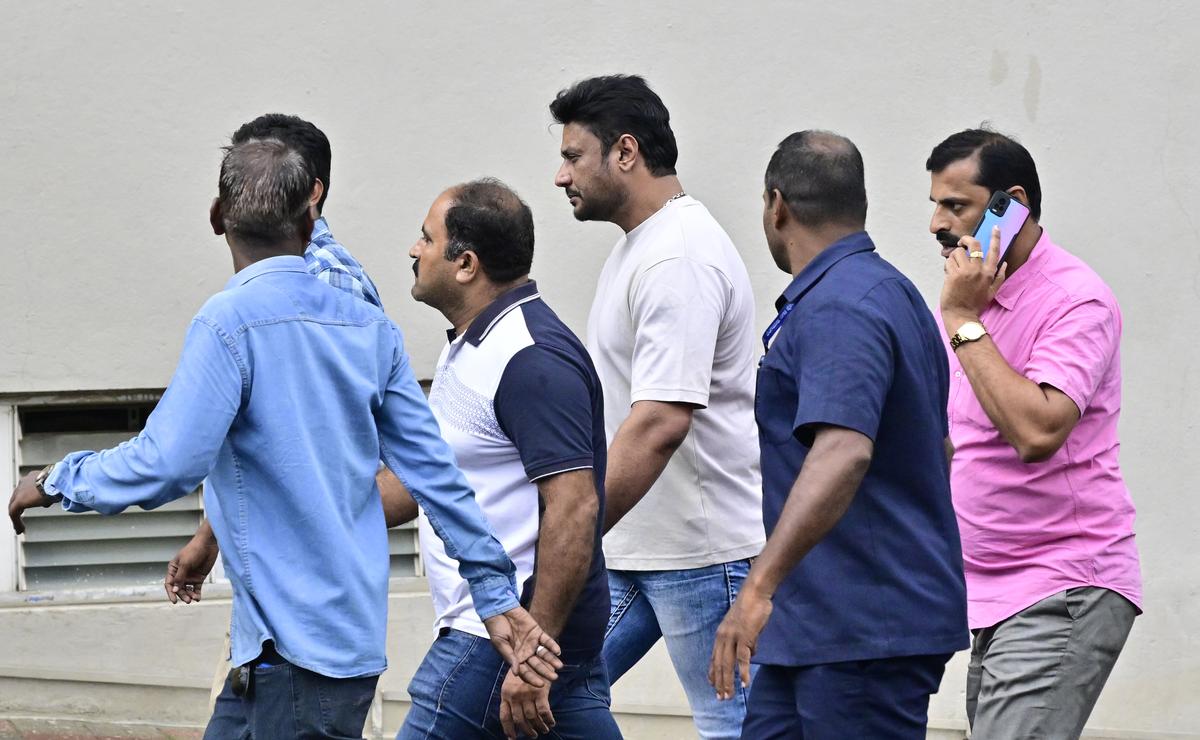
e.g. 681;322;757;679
450;280;540;346
993;227;1052;311
776;231;876;310
310;216;331;242
225;255;309;290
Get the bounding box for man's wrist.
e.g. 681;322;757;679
35;464;63;503
742;569;776;602
942;311;980;339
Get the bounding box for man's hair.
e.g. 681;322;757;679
549;75;678;176
926;128;1042;220
232;114;332;212
764;130;868;228
218;138;313;247
443;178;535;283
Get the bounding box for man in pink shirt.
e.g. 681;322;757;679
928;128;1141;739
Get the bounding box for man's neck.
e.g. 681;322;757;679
612;175;686;234
786;223;863;278
995;220;1043;278
230;243;305;274
446;278;531;338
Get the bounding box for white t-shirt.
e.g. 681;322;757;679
587;196;764;570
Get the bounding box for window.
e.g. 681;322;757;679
14;396;205;591
4;391;422;593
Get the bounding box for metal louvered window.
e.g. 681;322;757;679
16;398;205;591
6;392;422;593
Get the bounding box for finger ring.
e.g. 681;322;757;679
969;251;984;259
535;645;546;656
184;584;195;590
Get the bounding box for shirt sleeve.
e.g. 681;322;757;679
374;324;519;620
628;257;730;408
1023;298;1119;415
494;345;595;482
45;318;244;515
789;298;894;446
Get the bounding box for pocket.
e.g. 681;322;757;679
755;364;797;445
581;661;612;705
315;673;378;738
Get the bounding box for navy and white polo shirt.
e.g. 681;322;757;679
418;280;609;659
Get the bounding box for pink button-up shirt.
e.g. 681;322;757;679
943;230;1142;630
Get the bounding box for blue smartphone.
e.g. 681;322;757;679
972;191;1030;262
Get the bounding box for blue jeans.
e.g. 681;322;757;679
398;629;621;739
603;560;755;740
741;654;952;739
204;656;378;739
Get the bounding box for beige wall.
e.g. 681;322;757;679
2;1;1198;736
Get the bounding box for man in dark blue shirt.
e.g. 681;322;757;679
709;131;968;738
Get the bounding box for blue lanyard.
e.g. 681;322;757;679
762;301;797;353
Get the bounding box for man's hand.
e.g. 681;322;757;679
165;521;220;604
8;470;58;535
940;225;1008;330
483;606;563;687
499;668;554;739
708;584;772;700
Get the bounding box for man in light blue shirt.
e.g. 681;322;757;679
9;138;560;738
163;114;390;600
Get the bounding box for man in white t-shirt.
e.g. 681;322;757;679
549;74;765;739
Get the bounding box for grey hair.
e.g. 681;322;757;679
217;138;313;245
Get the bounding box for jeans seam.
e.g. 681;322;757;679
288;663;301;737
482;660;508;728
427;636;480;740
604;582;641;638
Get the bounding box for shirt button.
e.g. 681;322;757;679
955;371;962;378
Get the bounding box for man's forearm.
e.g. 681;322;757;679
945;324;1077;460
603;401;692;532
528;470;599;638
743;427;872;599
378;468;418;527
194;517;216;548
528;514;595;638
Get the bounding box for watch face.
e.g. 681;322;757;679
960;322;986;340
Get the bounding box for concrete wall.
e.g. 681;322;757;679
1;1;1198;736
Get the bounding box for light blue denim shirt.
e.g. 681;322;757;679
44;255;519;678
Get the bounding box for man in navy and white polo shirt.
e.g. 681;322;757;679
392;179;621;740
709;132;968;738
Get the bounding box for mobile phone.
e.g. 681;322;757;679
972;191;1030;261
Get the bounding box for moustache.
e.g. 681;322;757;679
935;230;964;249
566;190;581;199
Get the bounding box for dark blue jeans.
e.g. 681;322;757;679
740;653;952;739
398;629;622;739
204;655;378;740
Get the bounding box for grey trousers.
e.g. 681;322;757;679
966;587;1137;739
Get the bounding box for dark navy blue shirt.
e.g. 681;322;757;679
754;232;968;667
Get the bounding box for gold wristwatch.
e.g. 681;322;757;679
950;321;988;351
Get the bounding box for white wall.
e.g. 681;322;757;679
1;1;1198;735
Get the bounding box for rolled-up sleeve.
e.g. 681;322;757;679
45;318;244;515
375;325;518;619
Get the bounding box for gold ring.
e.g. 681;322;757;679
969;251;984;259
